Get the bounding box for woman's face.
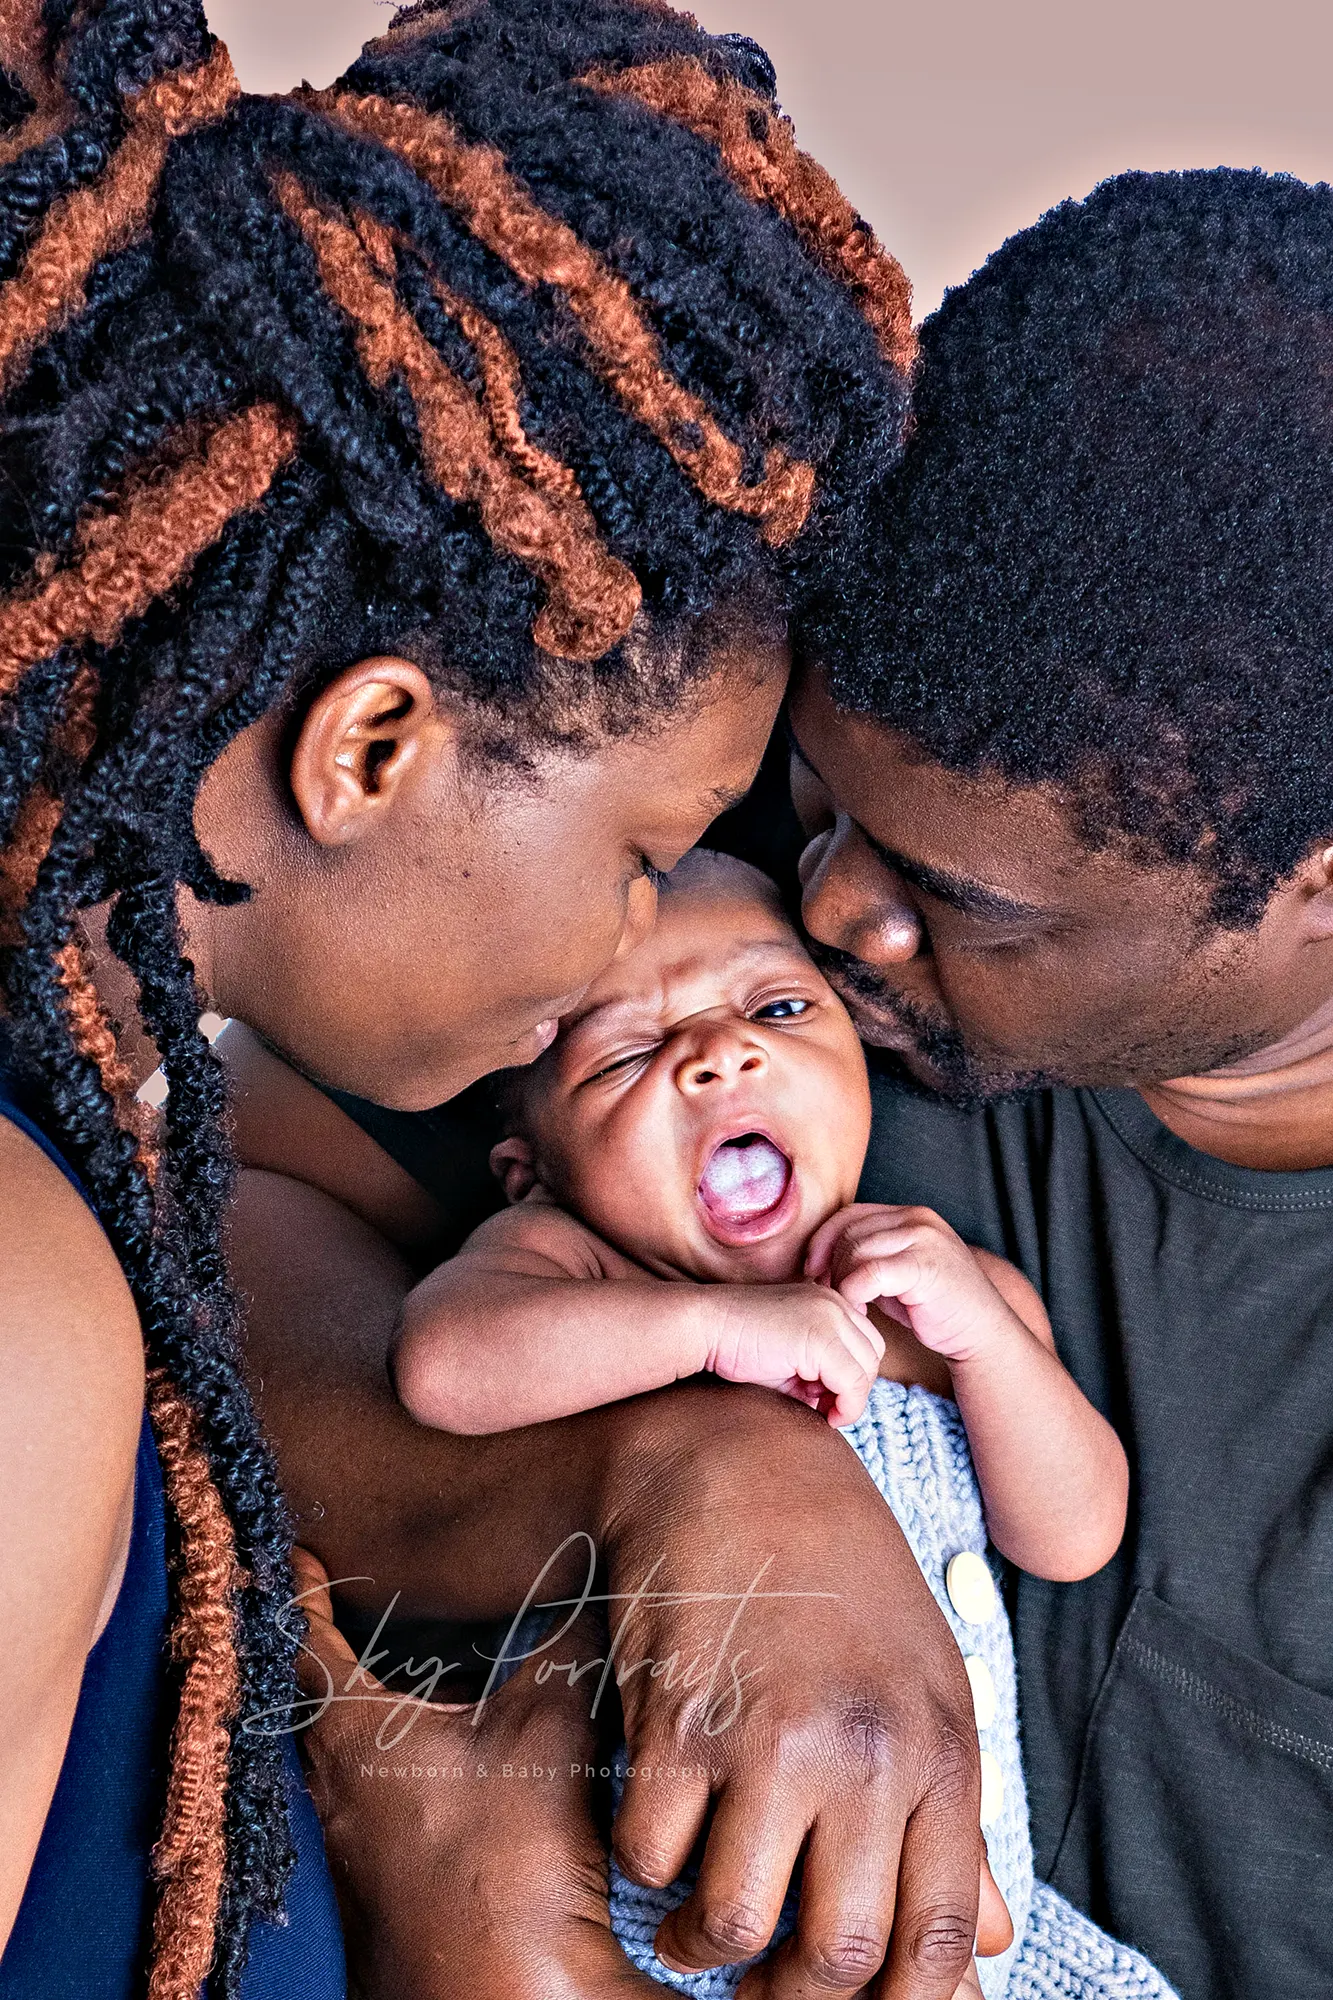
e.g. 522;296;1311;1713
188;639;787;1109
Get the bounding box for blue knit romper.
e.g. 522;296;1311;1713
609;1379;1179;2000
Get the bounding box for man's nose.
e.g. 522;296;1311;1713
676;1020;768;1093
613;871;659;960
799;815;924;966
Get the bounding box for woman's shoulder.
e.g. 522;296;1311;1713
0;1111;144;1624
0;1112;144;1948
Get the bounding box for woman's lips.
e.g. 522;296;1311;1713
696;1132;799;1245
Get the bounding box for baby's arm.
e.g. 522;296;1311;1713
392;1196;883;1435
806;1205;1128;1581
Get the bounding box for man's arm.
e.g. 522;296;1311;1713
231;1166;992;1999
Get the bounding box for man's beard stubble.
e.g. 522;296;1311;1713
807;941;1056;1112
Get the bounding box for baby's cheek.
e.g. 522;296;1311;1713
571;1141;688;1255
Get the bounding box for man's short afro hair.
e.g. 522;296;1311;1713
813;167;1333;925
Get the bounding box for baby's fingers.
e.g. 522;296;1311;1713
803;1203;897;1279
803;1333;877;1428
837;1248;925;1312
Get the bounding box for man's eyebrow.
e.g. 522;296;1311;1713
785;714;1047;924
866;842;1046;922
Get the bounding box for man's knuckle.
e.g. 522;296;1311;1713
697;1899;773;1955
832;1690;899;1786
921;1720;979;1809
803;1927;887;1986
904;1910;975;1972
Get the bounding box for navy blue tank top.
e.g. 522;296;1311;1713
0;1047;346;1997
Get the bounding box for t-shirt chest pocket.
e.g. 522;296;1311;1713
1050;1587;1333;2000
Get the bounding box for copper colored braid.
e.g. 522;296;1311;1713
0;402;299;706
53;927;160;1178
146;1369;244;2000
274;170;641;660
429;273;581;502
355;207;583;505
0;0;71;167
581;59;917;379
297;87;816;547
0;39;240;398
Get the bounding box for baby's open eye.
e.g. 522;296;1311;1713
751;997;810;1021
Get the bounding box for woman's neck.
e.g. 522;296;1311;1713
1140;989;1333;1171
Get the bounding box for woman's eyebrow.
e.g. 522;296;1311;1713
785;714;1047;923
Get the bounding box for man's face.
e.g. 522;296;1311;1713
789;668;1319;1102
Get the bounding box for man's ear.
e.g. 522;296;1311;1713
288;656;451;847
489;1136;540;1204
1289;842;1333;943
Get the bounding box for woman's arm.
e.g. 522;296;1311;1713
230;1165;991;2000
0;1119;143;1953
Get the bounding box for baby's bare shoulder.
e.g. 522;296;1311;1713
458;1195;643;1282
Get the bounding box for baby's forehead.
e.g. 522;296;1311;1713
575;874;806;1021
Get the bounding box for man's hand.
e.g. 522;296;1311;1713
600;1384;1003;1999
290;1548;664;2000
704;1280;886;1424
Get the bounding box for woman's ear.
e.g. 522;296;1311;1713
288;656;452;847
489;1136;540;1204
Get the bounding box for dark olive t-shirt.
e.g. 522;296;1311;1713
858;1056;1333;2000
331;1056;1333;2000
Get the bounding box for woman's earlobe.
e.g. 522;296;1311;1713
288;656;446;847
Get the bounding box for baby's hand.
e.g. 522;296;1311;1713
702;1282;885;1426
804;1204;1021;1367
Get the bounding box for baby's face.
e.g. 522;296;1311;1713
517;856;872;1282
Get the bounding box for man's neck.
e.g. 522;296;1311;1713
1140;990;1333;1171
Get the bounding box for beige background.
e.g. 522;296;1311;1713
210;0;1333;317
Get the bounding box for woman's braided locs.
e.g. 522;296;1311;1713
0;0;912;1989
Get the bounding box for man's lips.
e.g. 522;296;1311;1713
696;1129;799;1245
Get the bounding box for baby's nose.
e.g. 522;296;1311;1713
676;1021;768;1092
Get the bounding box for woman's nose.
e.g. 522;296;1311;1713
799;815;924;966
676;1022;768;1093
613;871;659;960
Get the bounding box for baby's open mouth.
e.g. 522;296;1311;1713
697;1132;793;1225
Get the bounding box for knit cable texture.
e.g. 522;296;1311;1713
607;1378;1178;1999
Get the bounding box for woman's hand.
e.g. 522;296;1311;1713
291;1547;664;2000
601;1381;998;2000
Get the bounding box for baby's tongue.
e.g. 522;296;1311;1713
698;1134;790;1220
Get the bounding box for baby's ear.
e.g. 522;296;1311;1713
489;1135;539;1204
